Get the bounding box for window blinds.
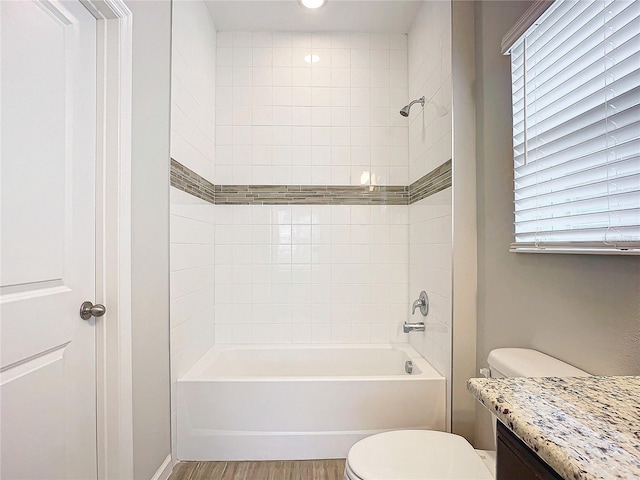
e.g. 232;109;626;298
509;0;640;253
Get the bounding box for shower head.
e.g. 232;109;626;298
399;96;426;117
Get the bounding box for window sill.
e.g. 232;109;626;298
510;244;640;255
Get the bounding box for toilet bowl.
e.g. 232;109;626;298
344;348;589;480
344;430;492;480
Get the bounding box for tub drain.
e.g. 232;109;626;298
405;360;413;374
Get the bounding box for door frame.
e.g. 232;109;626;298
80;1;135;478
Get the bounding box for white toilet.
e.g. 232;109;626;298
344;348;590;480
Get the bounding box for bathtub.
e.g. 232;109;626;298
177;344;445;461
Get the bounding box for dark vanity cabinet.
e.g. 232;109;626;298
496;422;563;480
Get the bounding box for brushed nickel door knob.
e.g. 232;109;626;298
79;301;106;320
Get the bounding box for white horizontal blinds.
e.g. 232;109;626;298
511;0;640;252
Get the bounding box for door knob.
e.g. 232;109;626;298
80;301;107;320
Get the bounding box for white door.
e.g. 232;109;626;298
0;1;98;479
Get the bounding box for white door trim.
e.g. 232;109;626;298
80;1;134;478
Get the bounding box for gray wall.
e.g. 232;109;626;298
129;1;172;477
451;0;477;443
474;0;640;448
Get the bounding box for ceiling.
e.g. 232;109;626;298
204;1;422;33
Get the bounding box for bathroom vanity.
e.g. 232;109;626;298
495;421;562;480
467;376;640;480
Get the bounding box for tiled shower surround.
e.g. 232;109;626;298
215;31;409;186
213;204;409;344
206;29;417;346
407;0;453;417
169;1;454;444
170;158;450;346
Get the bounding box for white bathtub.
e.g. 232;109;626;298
177;344;445;461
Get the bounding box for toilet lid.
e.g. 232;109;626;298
347;430;493;480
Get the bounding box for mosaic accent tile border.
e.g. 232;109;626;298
170;158;451;206
214;184;408;205
170;159;215;203
409;159;452;204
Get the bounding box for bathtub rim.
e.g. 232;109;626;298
178;343;443;382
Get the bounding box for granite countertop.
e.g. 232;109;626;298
467;376;640;480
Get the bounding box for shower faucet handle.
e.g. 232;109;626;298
411;291;429;316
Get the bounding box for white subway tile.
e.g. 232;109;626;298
311;68;331;87
233;47;253;67
217;48;232;67
273;87;292;106
331;244;350;264
233;66;252;86
313;49;331;67
292;86;312;106
312;33;331;49
370;34;390;50
312;324;331;343
253;87;273;106
217;32;232;48
270;126;291;146
273;107;292;126
331;88;350;107
292;48;311;68
370;50;390;70
233;32;253;48
253;32;272;47
351;69;370;88
350;49;370;69
252;47;272;67
330;33;350;49
273;67;292;87
331;49;351;68
350;88;370;106
216;107;232;127
311;127;331;146
350;33;370;50
390;34;407;51
312;107;331;126
390;49;408;70
311;87;331;107
311;166;330;184
370;69;390;89
292;32;312;48
292;107;312;126
292;324;312;343
215;324;233;344
273;32;292;48
253;67;273;87
331;324;351;343
291;166;312;184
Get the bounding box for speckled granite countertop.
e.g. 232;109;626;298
467;376;640;480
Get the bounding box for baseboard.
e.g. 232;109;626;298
150;454;173;480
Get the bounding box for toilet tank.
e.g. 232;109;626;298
487;348;590;378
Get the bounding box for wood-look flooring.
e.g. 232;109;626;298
168;459;346;480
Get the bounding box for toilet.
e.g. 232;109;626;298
344;348;590;480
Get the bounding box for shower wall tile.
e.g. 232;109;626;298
407;0;453;428
169;0;217;459
169;186;215;456
408;188;452;378
407;1;452;184
213;204;409;345
216;31;409;186
171;0;217;181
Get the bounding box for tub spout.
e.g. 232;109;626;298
403;322;425;333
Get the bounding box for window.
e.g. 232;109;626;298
507;0;640;254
